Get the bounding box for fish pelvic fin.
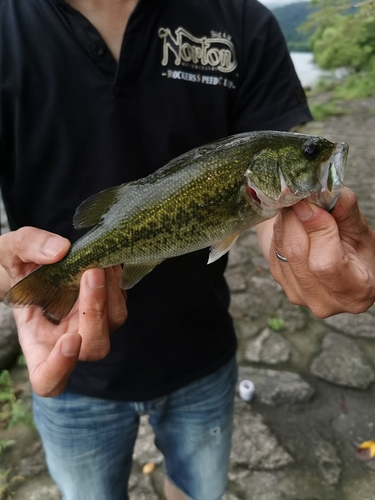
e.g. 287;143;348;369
3;266;79;325
208;234;240;264
120;261;164;289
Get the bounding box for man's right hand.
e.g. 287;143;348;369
0;227;127;397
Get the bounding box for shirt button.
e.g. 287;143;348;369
92;44;105;57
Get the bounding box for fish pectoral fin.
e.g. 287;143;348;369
120;261;164;289
208;234;240;264
73;183;136;229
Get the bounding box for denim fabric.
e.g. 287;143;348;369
33;357;237;500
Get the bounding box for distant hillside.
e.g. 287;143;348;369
271;2;313;52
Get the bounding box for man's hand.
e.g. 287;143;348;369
0;227;127;397
268;187;375;318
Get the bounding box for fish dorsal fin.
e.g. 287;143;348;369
120;261;164;289
73;183;135;229
208;234;240;264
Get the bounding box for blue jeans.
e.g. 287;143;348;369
33;357;237;500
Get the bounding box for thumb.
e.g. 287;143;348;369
1;228;70;280
293;188;372;254
291;198;346;276
330;188;372;242
292;199;342;245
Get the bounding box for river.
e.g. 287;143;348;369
289;51;328;87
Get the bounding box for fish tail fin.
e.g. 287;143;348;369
4;266;79;325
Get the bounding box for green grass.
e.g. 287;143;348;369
311;69;375;102
309;101;349;121
0;371;33;429
268;317;285;331
0;371;33;499
0;442;22;500
0;468;23;500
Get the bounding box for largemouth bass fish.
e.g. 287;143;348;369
4;131;348;324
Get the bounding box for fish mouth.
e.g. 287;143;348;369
306;141;348;210
246;141;348;213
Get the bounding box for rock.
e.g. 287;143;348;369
251;255;270;271
310;333;375;389
244;328;291;365
0;302;20;370
132;415;163;465
230;399;293;470
127;469;140;491
233;318;260;340
226;272;247;292
342;473;375;500
13;476;62;500
229;290;280;320
228;469;251;482
223;493;241;500
128;473;158;500
227;243;252;267
229;293;261;320
276;301;307;332
238;367;315;406
236;469;337;500
249;275;282;292
0;198;10;233
235;471;278;500
331;410;375;453
18;440;47;477
314;440;341;485
324;312;375;339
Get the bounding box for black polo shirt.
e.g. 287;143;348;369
0;0;312;400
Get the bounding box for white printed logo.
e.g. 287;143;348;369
158;27;237;74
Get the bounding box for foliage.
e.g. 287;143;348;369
0;469;23;500
302;0;375;97
267;318;285;331
0;441;15;455
0;371;33;429
0;449;22;500
16;354;26;368
272;2;313;52
333;69;375;98
0;373;30;500
309;101;349;120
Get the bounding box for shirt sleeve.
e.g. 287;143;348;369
231;0;313;133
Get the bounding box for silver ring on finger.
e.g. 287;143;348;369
275;251;288;263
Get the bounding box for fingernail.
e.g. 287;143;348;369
87;269;105;289
43;236;67;257
60;333;80;357
293;200;314;221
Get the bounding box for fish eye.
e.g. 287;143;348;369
302;139;321;160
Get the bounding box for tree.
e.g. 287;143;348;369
305;0;375;72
